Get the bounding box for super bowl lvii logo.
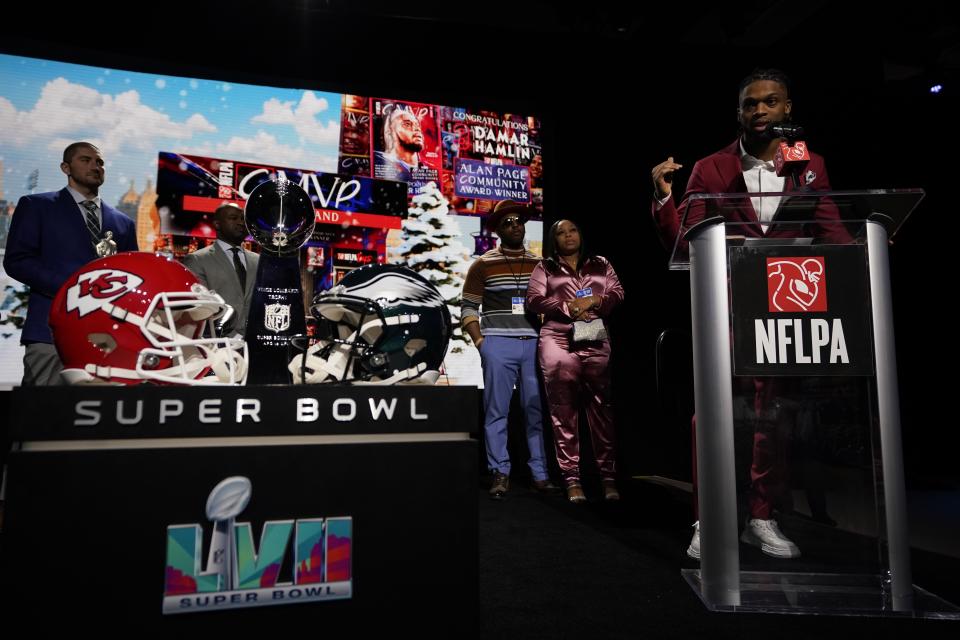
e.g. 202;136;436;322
163;477;353;614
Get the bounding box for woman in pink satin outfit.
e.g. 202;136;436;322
526;220;624;503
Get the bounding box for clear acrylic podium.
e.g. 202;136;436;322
671;189;960;618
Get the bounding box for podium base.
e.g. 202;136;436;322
682;569;960;619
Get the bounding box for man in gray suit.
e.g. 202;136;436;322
181;203;260;338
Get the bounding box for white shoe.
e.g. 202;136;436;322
686;521;700;560
740;518;801;558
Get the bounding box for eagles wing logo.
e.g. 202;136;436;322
66;269;144;316
343;272;443;308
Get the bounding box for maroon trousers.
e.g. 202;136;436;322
692;377;788;520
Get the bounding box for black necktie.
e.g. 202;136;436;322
81;200;101;246
231;247;247;289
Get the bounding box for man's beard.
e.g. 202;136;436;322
743;116;787;143
75;174;104;192
399;139;423;154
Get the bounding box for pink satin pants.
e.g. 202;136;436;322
538;329;616;485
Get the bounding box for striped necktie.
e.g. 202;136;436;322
81;200;101;246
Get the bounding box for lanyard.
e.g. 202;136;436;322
501;248;526;296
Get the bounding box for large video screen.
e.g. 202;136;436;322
0;53;545;385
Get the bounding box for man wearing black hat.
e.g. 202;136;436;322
462;200;558;499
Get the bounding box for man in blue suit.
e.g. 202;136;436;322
3;141;138;385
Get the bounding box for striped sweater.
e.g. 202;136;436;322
461;246;540;337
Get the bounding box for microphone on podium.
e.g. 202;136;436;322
767;123;805;142
769;123;809;185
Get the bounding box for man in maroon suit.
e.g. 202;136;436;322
651;69;847;561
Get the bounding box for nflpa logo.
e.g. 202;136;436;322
780;141;809;162
774;141;810;175
767;257;827;312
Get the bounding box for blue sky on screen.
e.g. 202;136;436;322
0;53;342;204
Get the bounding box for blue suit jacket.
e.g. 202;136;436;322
3;187;139;343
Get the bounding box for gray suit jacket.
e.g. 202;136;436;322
181;243;260;337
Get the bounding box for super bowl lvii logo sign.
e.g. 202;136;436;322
163;477;353;614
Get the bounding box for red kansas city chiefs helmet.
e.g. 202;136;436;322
49;252;247;385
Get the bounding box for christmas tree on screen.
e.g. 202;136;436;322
396;181;471;346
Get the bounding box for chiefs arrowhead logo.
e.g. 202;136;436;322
66;269;144;316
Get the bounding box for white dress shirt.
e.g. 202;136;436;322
739;140;785;233
66;185;102;226
217;238;247;269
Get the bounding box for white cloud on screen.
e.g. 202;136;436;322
251;90;339;145
0;78;216;153
179;130;337;173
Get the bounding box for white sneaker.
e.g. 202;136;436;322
686;521;700;560
740;518;801;558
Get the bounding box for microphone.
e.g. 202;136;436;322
767;123;805;142
770;122;809;180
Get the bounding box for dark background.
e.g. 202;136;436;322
4;1;957;487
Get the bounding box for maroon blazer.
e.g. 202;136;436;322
651;139;850;252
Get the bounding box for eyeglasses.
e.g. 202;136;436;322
500;216;523;227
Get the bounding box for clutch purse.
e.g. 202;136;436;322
571;319;607;343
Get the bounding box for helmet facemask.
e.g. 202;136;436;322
137;287;248;385
289;293;430;384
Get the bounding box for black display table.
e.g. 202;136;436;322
2;385;479;631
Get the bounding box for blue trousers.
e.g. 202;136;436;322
480;335;548;480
